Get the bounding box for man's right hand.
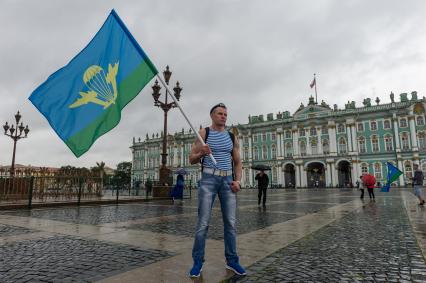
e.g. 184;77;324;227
199;144;211;157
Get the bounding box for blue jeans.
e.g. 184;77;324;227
192;173;239;264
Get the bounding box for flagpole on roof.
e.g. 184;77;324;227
156;74;217;165
314;73;318;104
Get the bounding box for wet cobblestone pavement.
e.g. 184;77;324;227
0;189;424;282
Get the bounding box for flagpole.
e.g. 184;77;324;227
156;74;217;165
314;73;318;104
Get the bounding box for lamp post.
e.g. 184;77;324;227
152;66;182;185
3;111;30;176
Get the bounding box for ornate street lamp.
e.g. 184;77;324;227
151;66;182;185
3;111;30;176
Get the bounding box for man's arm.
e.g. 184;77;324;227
230;137;242;193
189;128;210;165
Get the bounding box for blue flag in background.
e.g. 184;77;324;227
381;162;403;192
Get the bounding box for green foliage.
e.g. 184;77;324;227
111;161;132;188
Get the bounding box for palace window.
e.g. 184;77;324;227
271;145;277;159
285;142;293;157
271;133;276;141
253;134;258;143
370;121;377;131
371;135;379;152
244;168;250;185
310;127;317;136
285;130;292;139
337;124;345;133
400;118;407;128
254;147;259;160
299;129;306;137
358;137;366;153
262;146;268;159
300;141;307;156
404;161;413;179
272;167;277;183
374;163;382;179
361;163;369;174
418;132;426;150
422;162;426;173
322;139;329;154
321;125;328;135
338;137;347;153
357;123;364;132
244;147;249;160
401;133;410;150
417;116;425;126
311;138;318;155
384;120;391;129
244;136;249;144
262;133;267;142
384;135;393;151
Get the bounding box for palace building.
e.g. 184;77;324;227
131;91;426;188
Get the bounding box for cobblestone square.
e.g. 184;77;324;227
0;188;425;282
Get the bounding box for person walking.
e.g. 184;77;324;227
188;103;246;278
255;170;269;207
362;173;376;201
412;164;425;205
358;175;365;199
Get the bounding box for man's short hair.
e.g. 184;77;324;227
210;103;227;114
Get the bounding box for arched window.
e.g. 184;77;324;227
244;147;249;160
299;129;305;137
271;133;276;141
400;118;407;127
321;125;328;135
262;146;268;159
285;142;293;157
384;135;393;151
357;123;364;132
358;137;366;153
361;163;369;174
337;124;345;133
262;133;267;142
418;132;426;150
322;139;329;154
417;116;424;126
370;121;377;131
404;161;413;179
371;135;379;152
311;138;318;155
338;137;347;153
310;127;317;136
271;145;277;159
384;120;391;129
272;167;277;183
401;133;410;150
254;147;259;160
300;141;306;156
374;162;382;179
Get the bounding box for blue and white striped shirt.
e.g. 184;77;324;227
202;129;233;170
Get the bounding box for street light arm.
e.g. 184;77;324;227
156;74;217;165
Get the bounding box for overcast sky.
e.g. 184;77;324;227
1;0;426;169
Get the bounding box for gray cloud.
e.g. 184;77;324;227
1;0;426;168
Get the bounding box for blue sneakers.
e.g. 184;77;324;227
225;262;247;276
189;261;203;278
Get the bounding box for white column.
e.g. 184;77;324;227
278;164;283;186
295;165;300;188
293;129;299;156
277;133;282;157
333;163;339;187
301;167;307;187
239;137;243;159
351;125;358;152
329;124;337;155
249;169;253;186
326;163;331;187
397;159;404;185
409;115;418;150
346;125;353;152
306;128;312;155
351;161;358;183
393;116;401;151
248;134;253;160
318;134;323;155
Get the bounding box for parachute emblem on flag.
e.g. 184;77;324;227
69;62;119;109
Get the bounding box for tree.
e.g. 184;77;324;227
111;161;132;189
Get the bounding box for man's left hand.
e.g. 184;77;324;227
230;181;241;193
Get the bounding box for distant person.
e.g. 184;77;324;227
412;164;425;205
171;174;184;200
255;170;269;207
362;174;376;201
145;178;152;196
358;175;365;199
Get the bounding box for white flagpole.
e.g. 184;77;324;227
156;74;217;165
